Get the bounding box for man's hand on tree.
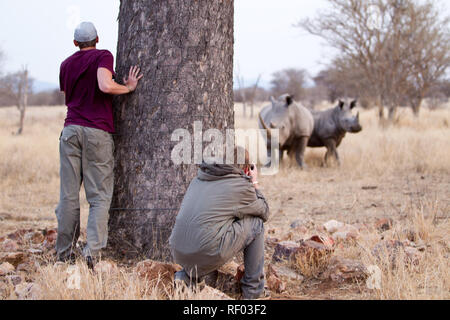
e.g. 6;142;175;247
124;66;144;92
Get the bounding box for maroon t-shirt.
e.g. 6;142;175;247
60;49;115;133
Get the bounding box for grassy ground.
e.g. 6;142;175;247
0;103;449;299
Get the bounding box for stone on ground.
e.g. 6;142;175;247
0;262;15;276
14;282;42;300
323;220;345;233
321;256;368;283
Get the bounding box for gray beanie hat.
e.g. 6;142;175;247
74;22;98;42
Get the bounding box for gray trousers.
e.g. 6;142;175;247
176;217;265;299
55;125;114;260
224;217;265;299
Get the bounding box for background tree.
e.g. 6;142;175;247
26;88;65;106
314;57;376;108
108;0;235;261
0;67;32;134
234;63;248;118
234;69;262;118
270;68;307;101
299;0;450;121
0;47;4;76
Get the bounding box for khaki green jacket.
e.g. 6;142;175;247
169;163;269;275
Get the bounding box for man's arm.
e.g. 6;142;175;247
97;66;143;95
233;187;270;222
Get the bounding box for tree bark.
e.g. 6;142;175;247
108;0;234;261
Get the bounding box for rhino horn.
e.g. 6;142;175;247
259;113;272;140
270;96;276;104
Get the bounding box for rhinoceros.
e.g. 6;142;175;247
258;94;314;168
307;100;362;165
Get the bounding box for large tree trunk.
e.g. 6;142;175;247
108;0;234;261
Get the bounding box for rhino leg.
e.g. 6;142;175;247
324;139;340;166
264;147;283;168
294;137;309;169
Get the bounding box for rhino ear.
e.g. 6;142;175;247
338;100;344;109
350;100;357;109
286;95;294;106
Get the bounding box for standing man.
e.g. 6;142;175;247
57;22;143;268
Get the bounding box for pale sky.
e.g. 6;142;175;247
0;0;334;90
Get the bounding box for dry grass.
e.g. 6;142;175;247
0;103;449;300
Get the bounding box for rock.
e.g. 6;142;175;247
0;252;26;267
321;256;368;283
372;240;415;267
266;264;286;293
366;265;382;290
94;260;119;275
235;264;245;283
0;281;8;299
199;285;234;300
308;235;335;249
14;282;42;300
135;260;182;288
24;231;45;244
290;220;303;229
5;229;32;243
17;261;37;273
332;225;360;242
1;239;19;252
216;261;244;295
272;237;334;277
42;229;57;250
0;262;15;276
323;220;345;233
268;263;303;282
5;275;22;286
375;218;393;232
265;237;279;248
27;249;43;255
272;241;301;263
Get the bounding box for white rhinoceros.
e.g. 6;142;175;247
258;94;314;168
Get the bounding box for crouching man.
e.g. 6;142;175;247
169;147;270;300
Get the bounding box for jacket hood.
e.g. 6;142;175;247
197;162;246;181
